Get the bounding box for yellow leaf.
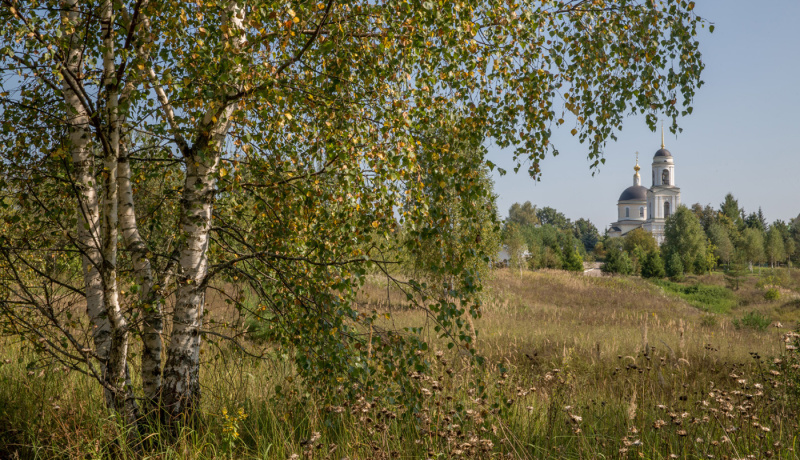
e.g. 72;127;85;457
285;113;293;120
219;167;228;177
570;128;577;136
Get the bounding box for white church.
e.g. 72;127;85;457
608;128;681;245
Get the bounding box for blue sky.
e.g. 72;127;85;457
487;0;800;232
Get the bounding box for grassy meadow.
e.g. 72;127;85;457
2;268;799;459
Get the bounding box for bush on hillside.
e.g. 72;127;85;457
764;288;781;301
653;280;738;314
733;311;771;331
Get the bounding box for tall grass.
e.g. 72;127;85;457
1;268;799;459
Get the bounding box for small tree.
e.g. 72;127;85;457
573;218;601;253
624;228;659;254
720;193;745;230
536;207;571;231
765;227;787;268
631;246;647;276
705;241;719;272
563;242;584;273
666;252;685;281
724;255;748;290
641;250;666;279
709;222;734;266
741;227;766;271
603;246;633;275
693;252;708;274
663;206;707;275
506;225;528;278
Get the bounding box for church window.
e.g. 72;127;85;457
664;201;671;218
662;169;670;185
625;207;630;218
639;207;644;218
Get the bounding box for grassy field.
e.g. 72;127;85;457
1;268;799;459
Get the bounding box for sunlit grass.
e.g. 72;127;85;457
1;268;799;458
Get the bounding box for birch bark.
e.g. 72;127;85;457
60;0;109;365
161;1;245;417
118;143;163;407
98;0;139;422
116;3;163;410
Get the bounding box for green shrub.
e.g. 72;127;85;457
764;288;781;301
733;311;771;331
652;280;738;314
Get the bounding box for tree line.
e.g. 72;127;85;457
503;193;800;281
502;201;599;274
601;193;799;279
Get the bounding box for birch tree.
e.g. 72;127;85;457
0;0;708;426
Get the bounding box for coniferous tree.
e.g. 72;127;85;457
720;193;745;230
563;241;585;272
641;250;666;279
573;218;600;253
666;252;685;281
603;245;633;275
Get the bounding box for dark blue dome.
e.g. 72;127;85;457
619;185;648;202
654;148;672;158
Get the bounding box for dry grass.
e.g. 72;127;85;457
1;268;799;459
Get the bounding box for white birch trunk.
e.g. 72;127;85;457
118;143;163;407
99;0;138;423
60;0;110;364
161;1;245;417
116;1;162;409
161;150;219;416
